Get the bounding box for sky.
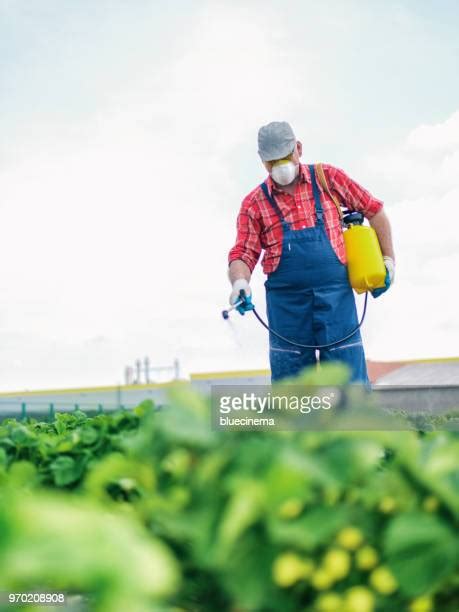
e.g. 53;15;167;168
0;0;458;391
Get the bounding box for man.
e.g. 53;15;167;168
227;121;395;385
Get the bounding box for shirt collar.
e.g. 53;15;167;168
266;163;310;195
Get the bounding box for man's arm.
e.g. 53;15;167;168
227;201;261;309
228;259;251;284
324;164;396;294
369;209;395;262
323;164;396;262
227;202;261;285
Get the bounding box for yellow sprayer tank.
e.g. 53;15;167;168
343;213;386;294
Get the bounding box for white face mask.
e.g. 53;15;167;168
271;160;299;186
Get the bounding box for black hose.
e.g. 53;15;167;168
250;292;368;349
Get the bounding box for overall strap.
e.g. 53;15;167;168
308;164;324;225
316;162;343;221
260;182;290;228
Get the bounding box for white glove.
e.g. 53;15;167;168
229;278;252;306
383;256;395;285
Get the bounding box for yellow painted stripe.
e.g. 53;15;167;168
2;357;457;397
0;380;187;398
190;369;271;380
406;356;459;364
191;359;459;380
370;357;459;365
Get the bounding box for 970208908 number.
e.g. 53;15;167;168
6;592;65;605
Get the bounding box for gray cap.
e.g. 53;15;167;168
258;121;296;161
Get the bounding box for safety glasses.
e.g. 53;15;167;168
269;148;296;166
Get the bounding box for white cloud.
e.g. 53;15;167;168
406;110;459;155
0;2;312;389
1;2;459;390
364;111;459;200
361;111;459;361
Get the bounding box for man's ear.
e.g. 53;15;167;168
296;141;303;157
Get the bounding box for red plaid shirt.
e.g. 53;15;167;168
228;163;383;274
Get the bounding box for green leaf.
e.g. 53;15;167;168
155;403;215;448
319;437;384;483
10;425;37;446
49;456;83;486
8;461;37;486
359;469;417;511
220;529;296;612
83;453;155;501
0;437;15;450
54;419;67;436
133;399;155;417
394;433;459;518
267;505;350;552
216;480;264;559
264;446;337;505
0;447;8;468
79;426;99;446
384;512;458;596
1;490;180;603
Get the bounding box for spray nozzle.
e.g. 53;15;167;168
221;289;254;319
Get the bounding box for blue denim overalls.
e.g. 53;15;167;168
261;164;369;385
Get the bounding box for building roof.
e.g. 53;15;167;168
374;361;459;386
367;361;406;383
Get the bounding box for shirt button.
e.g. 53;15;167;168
302;225;306;229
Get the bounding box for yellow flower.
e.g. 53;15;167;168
378;496;397;513
337;526;364;550
278;498;304;519
422;496;439;513
315;592;343;611
162;448;192;477
369;566;398;594
324;488;341;505
409;596;434;612
323;548;351;580
344;586;375;612
272;552;314;587
311;568;335;590
355;546;379;570
169;486;191;508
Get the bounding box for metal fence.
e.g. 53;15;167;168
0;401;141;421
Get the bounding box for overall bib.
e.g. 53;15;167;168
262;164;369;385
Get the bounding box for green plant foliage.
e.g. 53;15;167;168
384;513;457;596
0;490;179;611
0;367;458;611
